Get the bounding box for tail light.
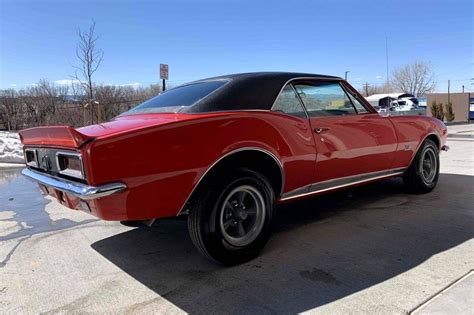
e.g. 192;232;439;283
25;149;38;167
56;152;85;180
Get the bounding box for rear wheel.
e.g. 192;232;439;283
403;139;440;193
188;168;274;265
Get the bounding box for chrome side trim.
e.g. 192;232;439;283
280;184;310;200
280;167;406;201
22;168;126;200
177;147;285;216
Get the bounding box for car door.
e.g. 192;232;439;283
271;83;318;195
292;80;398;184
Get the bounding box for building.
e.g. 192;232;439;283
426;93;472;123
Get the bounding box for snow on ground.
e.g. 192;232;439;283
0;131;24;164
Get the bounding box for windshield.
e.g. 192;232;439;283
125;80;228;114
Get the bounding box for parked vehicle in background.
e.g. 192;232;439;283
470;97;474;120
417;97;427;109
20;72;448;265
366;93;420;112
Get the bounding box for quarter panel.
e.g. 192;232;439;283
388;115;447;169
85;112;316;219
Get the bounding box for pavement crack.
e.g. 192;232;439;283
0;235;31;268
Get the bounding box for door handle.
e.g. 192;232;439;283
314;127;330;134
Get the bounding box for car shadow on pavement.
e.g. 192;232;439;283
91;174;474;313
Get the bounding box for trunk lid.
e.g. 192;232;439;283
19;126;93;148
19;113;197;148
77;114;179;138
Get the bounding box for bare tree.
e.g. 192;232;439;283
358;82;392;96
31;80;70;125
95;85;127;121
95;84;162;121
391;61;435;96
0;89;18;130
73;21;103;124
0;81;160;130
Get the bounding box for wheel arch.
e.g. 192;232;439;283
407;132;441;168
179;147;284;215
425;133;441;150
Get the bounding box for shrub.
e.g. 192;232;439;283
444;102;455;122
430;101;445;121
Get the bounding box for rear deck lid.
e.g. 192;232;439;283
19;126;93;148
19;114;190;148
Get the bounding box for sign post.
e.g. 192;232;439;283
160;64;169;91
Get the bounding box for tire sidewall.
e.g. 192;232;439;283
197;169;274;265
416;140;440;189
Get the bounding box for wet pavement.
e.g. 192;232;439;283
0;125;473;313
0;168;96;242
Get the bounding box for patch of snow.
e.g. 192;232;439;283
0;131;24;164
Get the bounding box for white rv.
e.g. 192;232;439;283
365;93;419;112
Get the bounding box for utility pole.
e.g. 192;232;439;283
162;78;166;91
345;71;350;81
448;80;450;104
363;82;370;96
462;85;465;93
385;37;390;93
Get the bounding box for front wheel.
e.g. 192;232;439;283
188;168;274;265
403;139;440;193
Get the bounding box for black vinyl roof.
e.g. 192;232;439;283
183;72;341;113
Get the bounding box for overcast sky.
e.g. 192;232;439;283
1;0;472;92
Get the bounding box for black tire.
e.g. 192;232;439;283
403;139;440;193
188;168;274;265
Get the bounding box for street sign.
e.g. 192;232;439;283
160;64;169;80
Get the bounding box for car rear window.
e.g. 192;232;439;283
125;80;228;114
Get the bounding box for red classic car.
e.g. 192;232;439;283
20;72;448;265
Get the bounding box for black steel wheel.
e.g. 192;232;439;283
403;139;440;193
188;168;274;265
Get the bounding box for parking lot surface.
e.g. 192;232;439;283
1;125;473;314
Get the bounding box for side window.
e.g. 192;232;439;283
343;86;369;114
293;82;357;117
272;84;306;118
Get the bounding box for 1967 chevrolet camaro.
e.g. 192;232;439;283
20;72;448;265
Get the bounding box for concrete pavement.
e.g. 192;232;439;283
412;271;474;315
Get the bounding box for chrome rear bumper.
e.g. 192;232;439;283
22;168;126;200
